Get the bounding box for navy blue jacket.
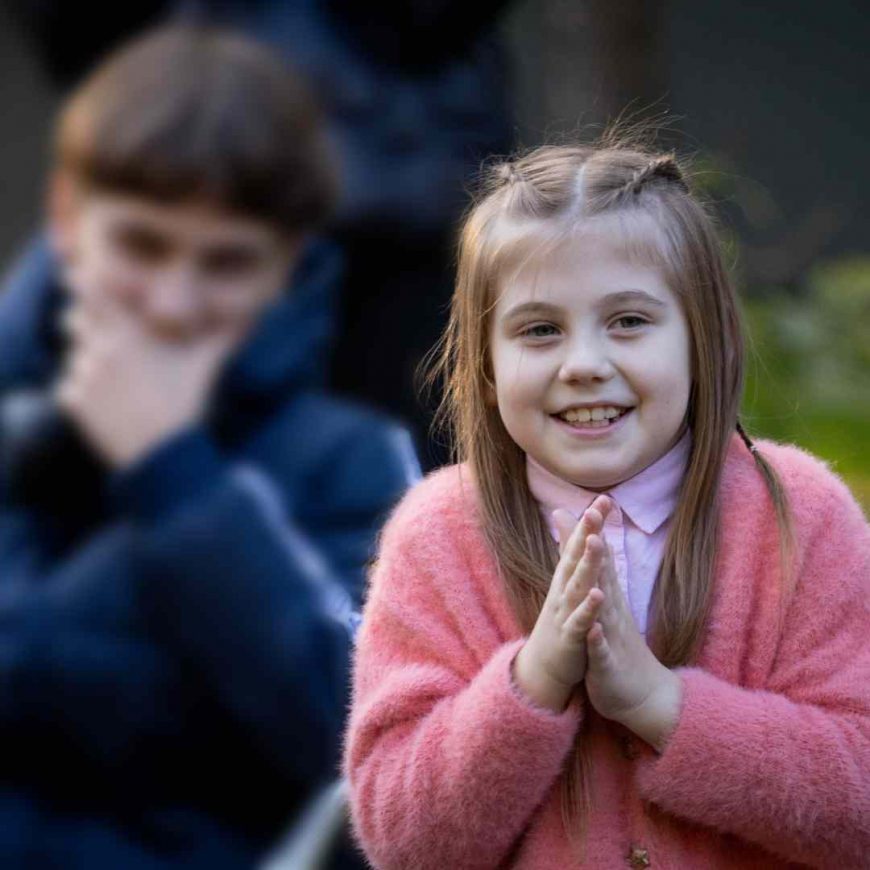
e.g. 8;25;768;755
0;237;420;867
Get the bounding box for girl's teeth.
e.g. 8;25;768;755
558;407;630;427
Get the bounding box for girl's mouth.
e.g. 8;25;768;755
550;406;634;438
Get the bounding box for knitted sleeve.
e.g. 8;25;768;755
343;470;583;870
635;458;870;869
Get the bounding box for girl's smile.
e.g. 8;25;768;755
489;219;692;490
550;404;635;438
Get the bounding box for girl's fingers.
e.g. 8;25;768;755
563;532;604;605
604;541;622;600
597;541;628;624
564;587;604;639
553;512;591;591
554;496;609;553
587;621;611;663
588;494;612;522
551;498;611;592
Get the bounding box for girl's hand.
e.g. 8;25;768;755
511;495;612;712
584;541;682;749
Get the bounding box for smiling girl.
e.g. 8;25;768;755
343;141;870;868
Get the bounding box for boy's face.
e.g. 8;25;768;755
51;181;299;345
488;221;692;491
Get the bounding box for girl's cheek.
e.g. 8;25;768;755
636;336;690;382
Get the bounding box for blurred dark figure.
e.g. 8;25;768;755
0;25;418;869
5;0;515;469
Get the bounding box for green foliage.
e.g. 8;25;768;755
740;256;870;510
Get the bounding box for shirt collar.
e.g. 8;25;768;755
525;427;692;536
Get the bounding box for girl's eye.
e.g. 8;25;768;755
612;315;649;330
519;323;558;338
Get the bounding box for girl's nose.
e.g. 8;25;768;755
557;336;615;383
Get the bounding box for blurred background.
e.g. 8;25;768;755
0;0;867;506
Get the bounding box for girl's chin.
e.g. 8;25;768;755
567;475;625;491
555;461;631;491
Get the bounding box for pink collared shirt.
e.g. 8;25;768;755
526;428;692;636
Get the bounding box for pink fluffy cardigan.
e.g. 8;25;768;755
343;433;870;869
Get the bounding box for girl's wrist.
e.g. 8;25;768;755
620;669;683;753
511;644;573;713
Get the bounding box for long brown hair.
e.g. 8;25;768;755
423;132;794;857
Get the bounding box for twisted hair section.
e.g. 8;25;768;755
625;153;689;195
494;162;525;187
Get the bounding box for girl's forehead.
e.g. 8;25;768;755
490;211;673;311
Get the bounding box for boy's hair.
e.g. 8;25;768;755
422;130;794;859
54;24;337;235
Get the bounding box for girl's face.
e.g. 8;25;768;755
489;225;692;490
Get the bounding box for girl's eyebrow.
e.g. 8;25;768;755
601;289;667;309
502;301;561;320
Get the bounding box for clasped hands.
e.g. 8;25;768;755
512;495;683;752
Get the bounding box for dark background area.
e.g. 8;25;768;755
4;1;866;280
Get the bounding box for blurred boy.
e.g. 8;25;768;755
0;25;418;868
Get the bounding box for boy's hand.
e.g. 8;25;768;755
584;541;682;751
511;496;612;712
54;283;239;470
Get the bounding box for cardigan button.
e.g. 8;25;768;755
626;845;650;868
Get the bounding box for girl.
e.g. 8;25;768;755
343;140;870;869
